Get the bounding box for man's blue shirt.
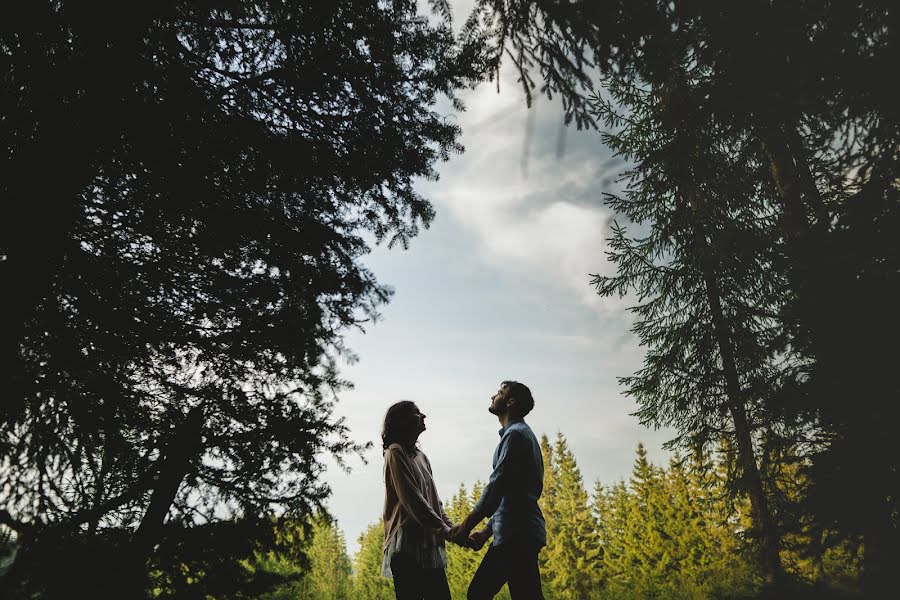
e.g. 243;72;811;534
473;419;546;547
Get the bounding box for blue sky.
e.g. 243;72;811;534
323;49;675;554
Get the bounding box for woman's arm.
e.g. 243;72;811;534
422;452;455;527
385;448;448;531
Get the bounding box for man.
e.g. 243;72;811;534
450;381;546;600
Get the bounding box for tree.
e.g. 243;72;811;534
351;520;394;600
595;445;756;599
590;67;791;583
462;1;898;590
662;455;751;596
300;516;352;600
149;517;310;599
540;434;602;599
594;480;629;594
537;433;559;596
1;1;484;594
624;444;669;586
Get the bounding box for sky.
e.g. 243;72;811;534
324;5;674;554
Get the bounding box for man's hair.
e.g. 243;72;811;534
502;380;534;417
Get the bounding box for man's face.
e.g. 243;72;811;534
489;385;512;416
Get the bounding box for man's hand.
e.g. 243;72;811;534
450;510;481;543
467;528;491;551
445;524;479;549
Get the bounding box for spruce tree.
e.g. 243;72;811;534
1;4;485;593
594;445;757;598
589;65;793;583
594;480;630;592
537;433;560;596
625;444;671;590
444;484;479;598
463;2;898;591
352;520;394;600
541;434;602;599
301;516;352;600
662;456;751;595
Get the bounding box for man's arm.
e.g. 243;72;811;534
450;432;522;540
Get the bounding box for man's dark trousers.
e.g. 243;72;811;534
467;543;544;600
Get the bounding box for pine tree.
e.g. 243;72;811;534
301;516;352;600
594;479;630;592
593;445;757;599
541;434;602;599
444;484;477;598
589;66;793;584
462;1;897;591
624;444;672;592
537;433;559;597
1;2;484;592
351;520;394;600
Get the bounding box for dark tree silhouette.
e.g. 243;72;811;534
0;1;483;596
590;70;791;584
463;0;898;591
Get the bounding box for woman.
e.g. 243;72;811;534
381;401;454;600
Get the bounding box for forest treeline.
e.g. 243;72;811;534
125;434;860;599
1;1;895;598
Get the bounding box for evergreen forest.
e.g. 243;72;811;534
105;434;861;599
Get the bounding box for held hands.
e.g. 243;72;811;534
446;518;490;551
448;523;468;545
435;525;471;548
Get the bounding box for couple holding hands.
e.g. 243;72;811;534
381;381;546;600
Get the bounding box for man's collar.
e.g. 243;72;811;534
498;417;525;436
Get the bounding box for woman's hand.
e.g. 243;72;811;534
437;524;452;542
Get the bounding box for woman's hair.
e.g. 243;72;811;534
382;400;419;455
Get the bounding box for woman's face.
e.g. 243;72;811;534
409;405;427;437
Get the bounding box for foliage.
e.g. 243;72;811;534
179;433;863;600
351;520;394;600
464;0;898;590
347;435;866;600
590;60;793;582
1;1;485;595
540;434;602;599
597;447;757;599
147;518;306;599
295;516;353;600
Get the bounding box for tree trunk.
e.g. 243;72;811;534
687;189;784;586
758;124;828;233
120;405;205;596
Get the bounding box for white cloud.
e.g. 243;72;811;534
421;63;628;313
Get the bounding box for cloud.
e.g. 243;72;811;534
421;62;628;312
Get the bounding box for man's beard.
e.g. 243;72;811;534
488;403;506;416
